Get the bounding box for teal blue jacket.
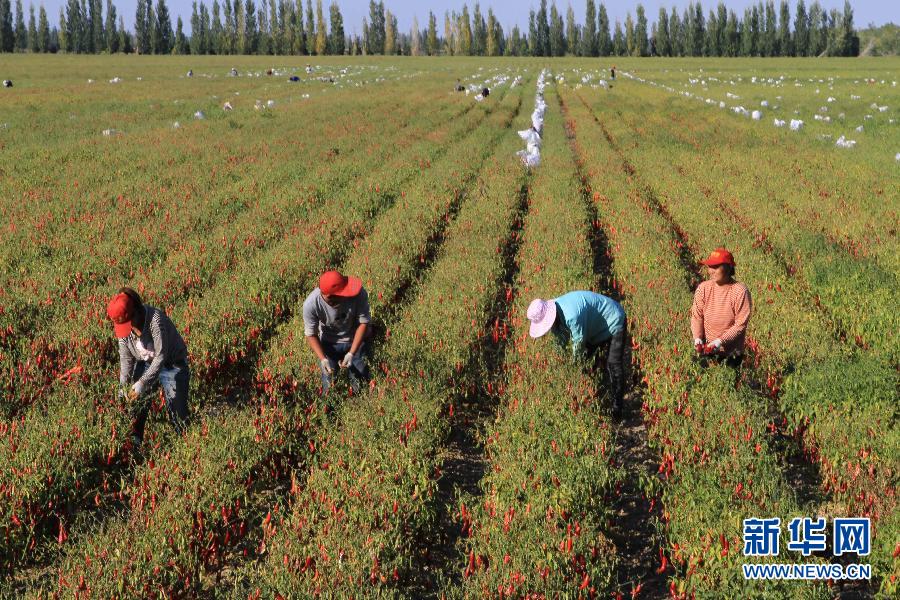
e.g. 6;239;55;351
552;291;626;357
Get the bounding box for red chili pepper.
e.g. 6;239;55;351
656;548;668;574
631;582;643;599
464;551;475;578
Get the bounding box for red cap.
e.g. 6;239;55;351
107;292;136;338
319;271;362;297
700;248;736;267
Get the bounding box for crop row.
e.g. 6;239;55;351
458;86;620;598
25;80;529;597
0;65;352;156
1;64;421;208
0;81;515;575
1;79;470;414
177;79;514;401
597;83;897;362
256;81;528;398
559;87;829;599
612;69;897;252
242;116;529;596
0;78;405;288
577;85;898;593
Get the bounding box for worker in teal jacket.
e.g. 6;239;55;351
527;291;628;414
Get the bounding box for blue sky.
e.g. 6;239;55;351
31;0;898;36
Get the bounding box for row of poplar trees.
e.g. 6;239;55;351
0;0;860;57
522;0;859;57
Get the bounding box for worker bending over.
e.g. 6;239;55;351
527;291;627;415
303;270;373;395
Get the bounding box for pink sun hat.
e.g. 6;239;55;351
526;298;557;338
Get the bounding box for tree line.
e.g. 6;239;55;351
0;0;860;57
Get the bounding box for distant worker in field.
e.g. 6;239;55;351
303;270;373;395
610;65;616;80
691;248;752;368
527;291;628;415
107;288;190;451
482;87;490;97
455;79;465;92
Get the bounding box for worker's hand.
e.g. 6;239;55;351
694;338;704;354
339;352;354;369
320;358;335;375
127;388;139;401
706;339;723;353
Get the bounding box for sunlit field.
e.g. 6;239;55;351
0;54;897;598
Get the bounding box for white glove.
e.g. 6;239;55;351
710;339;723;351
320;358;334;375
693;338;703;347
339;352;354;369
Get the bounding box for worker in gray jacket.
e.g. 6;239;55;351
107;287;190;449
303;270;372;395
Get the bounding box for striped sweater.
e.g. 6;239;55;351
118;305;188;395
690;280;752;354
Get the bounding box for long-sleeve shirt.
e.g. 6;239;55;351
554;291;626;357
690;280;752;354
118;305;188;395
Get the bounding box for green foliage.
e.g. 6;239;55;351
0;50;897;598
582;0;597;56
858;22;899;56
0;1;880;57
327;0;343;54
635;4;649;56
597;2;611;55
556;60;898;594
366;0;383;54
548;2;564;57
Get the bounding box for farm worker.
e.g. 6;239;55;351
691;248;752;368
610;65;616;80
455;79;465;92
527;292;628;414
303;270;373;395
107;288;190;450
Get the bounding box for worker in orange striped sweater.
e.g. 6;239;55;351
691;248;752;368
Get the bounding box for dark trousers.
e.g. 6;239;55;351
587;319;627;410
131;361;190;442
319;340;370;395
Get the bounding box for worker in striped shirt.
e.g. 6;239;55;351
527;291;628;415
691;248;752;367
107;287;190;451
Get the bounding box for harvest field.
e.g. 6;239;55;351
0;55;897;598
